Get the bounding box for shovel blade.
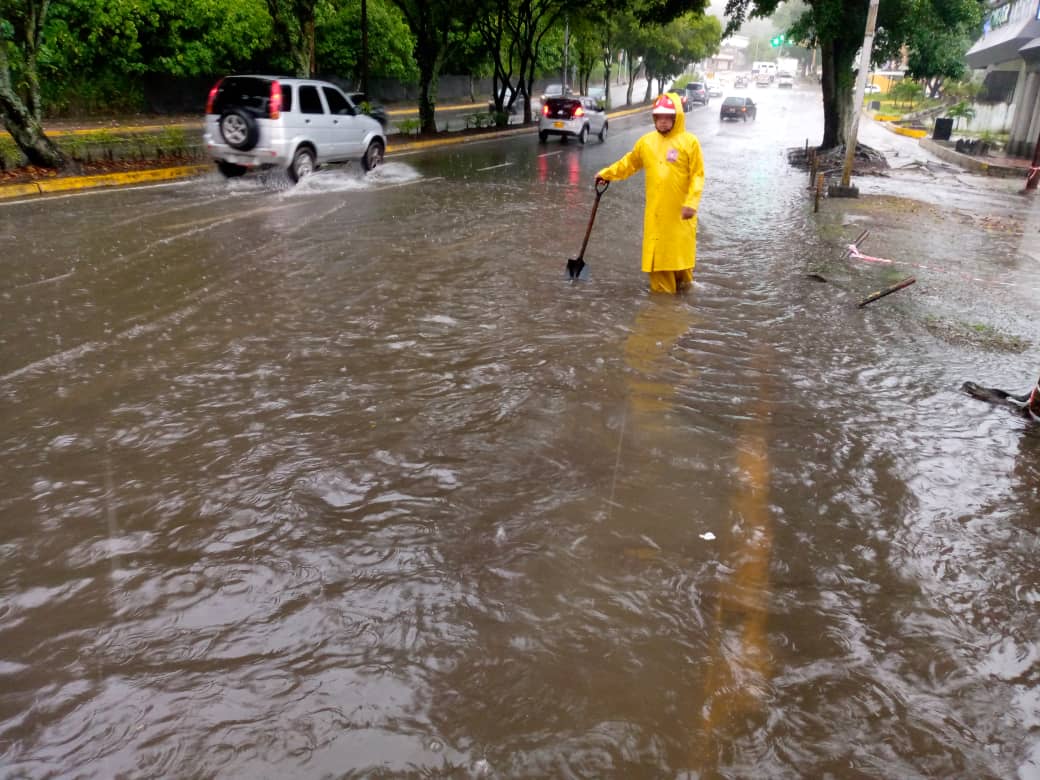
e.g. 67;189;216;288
566;257;587;280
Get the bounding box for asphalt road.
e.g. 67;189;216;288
3;81;1040;778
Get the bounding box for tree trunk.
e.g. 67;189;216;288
819;39;856;149
0;97;65;168
626;57;636;106
415;39;442;134
0;23;65;169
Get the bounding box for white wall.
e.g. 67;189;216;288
962;101;1016;134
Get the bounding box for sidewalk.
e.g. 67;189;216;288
871;114;1031;179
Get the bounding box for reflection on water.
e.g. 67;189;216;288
1;89;1039;777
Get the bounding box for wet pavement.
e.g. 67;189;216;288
2;84;1040;778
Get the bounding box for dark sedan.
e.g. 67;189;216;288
720;96;757;121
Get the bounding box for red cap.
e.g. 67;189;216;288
651;95;677;115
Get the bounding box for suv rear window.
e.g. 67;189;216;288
211;76;293;114
722;97;744;105
545;97;581;114
686;82;704;90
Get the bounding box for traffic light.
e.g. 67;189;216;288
770;33;786;47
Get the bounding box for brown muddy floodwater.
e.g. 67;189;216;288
2;87;1040;778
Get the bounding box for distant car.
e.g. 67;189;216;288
488;87;526;115
540;83;572;102
706;80;723;98
538;95;608;144
587;86;607;108
204;75;386;182
346;92;388;127
777;72;794;88
684;82;709;106
720;96;757;121
756;72;772;87
734;75;749;88
864;83;882;94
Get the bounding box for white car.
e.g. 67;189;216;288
777;72;794;88
538;96;608;144
864;83;882;94
706;80;723;98
205;75;386;182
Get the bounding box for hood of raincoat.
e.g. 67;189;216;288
654;92;687;138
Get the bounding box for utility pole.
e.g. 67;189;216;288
835;0;880;197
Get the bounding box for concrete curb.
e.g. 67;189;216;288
0;164;209;200
918;137;1026;179
0;103;653;199
885;124;928;139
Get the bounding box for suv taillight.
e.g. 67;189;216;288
205;79;223;114
542;103;550;117
269;80;282;119
573;105;585;118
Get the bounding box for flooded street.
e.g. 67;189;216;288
3;85;1040;778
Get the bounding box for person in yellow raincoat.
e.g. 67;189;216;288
595;92;705;294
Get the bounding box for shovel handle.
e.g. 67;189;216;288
576;180;609;261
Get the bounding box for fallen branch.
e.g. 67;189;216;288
857;276;916;308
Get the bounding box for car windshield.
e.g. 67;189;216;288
722;97;744;106
687;83;704;90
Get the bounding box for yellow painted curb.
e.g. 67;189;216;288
0;164;208;199
888;125;928;139
0;182;44;199
874;114;902;122
36;164;208;192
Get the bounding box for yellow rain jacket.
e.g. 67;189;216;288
596;93;705;273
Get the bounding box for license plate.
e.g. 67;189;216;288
553;121;564;128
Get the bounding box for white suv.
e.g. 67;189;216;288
538;96;608;144
204;75;387;182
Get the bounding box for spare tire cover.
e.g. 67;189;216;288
219;108;259;151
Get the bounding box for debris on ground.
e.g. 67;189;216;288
787;142;890;176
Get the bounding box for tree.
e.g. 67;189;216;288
0;0;65;167
640;14;721;98
267;0;318;76
890;76;924;108
904;0;979;99
946;99;975;130
391;0;483;133
317;0;417;84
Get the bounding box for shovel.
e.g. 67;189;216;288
567;179;609;280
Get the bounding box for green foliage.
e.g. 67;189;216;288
43;0;273;79
397;116;421;135
946;99;975;129
316;0;417;83
890;78;925;108
943;78;981;102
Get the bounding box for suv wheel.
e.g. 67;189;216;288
288;147;315;183
219;108;259;151
538;130;548;143
361;139;384;172
217;160;247;178
578;125;589;145
598;122;608;142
